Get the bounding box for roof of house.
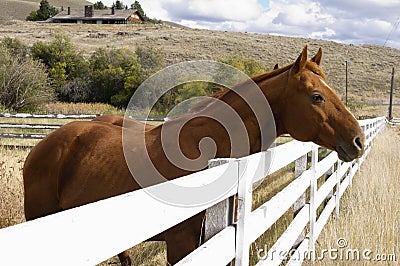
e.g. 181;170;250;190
51;8;143;21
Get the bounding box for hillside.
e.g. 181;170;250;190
0;0;92;21
0;20;399;105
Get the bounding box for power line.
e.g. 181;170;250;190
384;17;400;47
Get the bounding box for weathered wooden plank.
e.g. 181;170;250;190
205;159;236;242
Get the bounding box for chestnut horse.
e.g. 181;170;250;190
23;46;365;265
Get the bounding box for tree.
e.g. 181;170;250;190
131;1;161;23
27;0;58;21
93;1;108;10
88;48;141;106
114;0;125;10
132;1;146;19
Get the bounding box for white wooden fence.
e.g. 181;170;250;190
0;116;386;265
0;113;165;142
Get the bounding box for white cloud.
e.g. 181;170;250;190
88;0;400;48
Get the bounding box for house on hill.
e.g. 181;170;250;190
49;5;144;24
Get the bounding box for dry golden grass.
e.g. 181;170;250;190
41;102;123;115
305;126;400;265
0;148;27;228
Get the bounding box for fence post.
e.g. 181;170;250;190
325;163;334;204
335;160;341;217
293;154;307;248
308;146;318;250
235;159;253;266
204;159;235;242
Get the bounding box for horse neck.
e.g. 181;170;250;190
252;69;290;137
164;68;290;157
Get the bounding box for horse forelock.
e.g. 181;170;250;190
305;61;326;80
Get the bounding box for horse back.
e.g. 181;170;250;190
23;121;139;220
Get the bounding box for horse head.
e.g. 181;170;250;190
281;46;365;162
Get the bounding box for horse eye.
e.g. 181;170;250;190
312;94;325;104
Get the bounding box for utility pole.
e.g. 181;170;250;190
345;60;348;106
388;67;395;120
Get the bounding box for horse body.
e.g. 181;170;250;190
23;46;365;265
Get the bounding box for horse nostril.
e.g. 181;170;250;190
353;136;363;151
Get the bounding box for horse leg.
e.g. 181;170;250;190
164;212;205;264
117;250;132;266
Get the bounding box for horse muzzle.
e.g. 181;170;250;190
335;136;364;162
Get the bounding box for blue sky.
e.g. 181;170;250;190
91;0;400;49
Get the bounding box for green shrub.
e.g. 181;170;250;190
0;48;54;111
0;37;29;58
31;33;89;100
218;56;266;77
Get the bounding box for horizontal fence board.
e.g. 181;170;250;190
315;173;338;208
256;205;309;266
314;196;336;240
0;113;167;142
0;113;99;119
128;115;166;121
247;170;312;244
0;162;239;266
176;226;236;265
286;238;310;266
0;123;62;129
315;152;338;180
0;133;46;139
337;162;352;179
251;141;314;184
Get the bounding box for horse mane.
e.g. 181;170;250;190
189;61;326;112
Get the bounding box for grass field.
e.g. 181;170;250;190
305;126;400;265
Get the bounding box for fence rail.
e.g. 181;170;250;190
0;116;386;265
0;113;165;143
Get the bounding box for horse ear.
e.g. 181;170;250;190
311;47;322;65
273;63;279;70
291;45;307;74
